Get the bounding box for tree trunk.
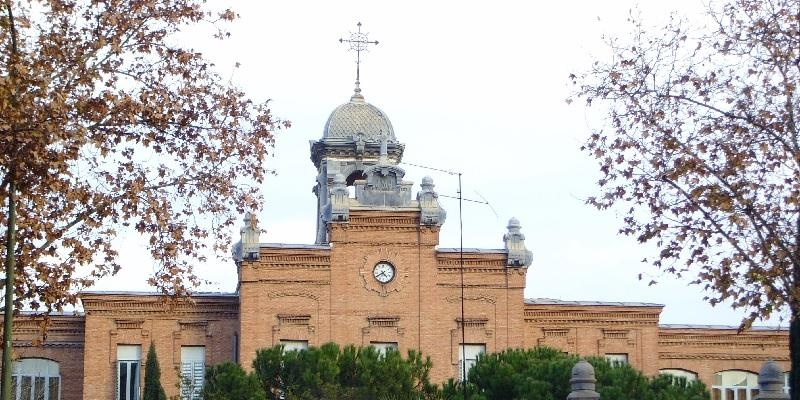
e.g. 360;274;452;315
791;307;799;400
1;1;19;397
1;182;17;400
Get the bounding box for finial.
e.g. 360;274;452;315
379;134;388;164
339;22;379;98
568;360;600;400
239;212;260;261
504;217;532;267
757;360;789;399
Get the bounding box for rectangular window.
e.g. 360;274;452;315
117;345;141;400
458;344;485;382
604;353;629;365
370;342;398;356
279;340;309;353
180;346;205;400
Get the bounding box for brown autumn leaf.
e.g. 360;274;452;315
568;0;800;398
0;0;285;314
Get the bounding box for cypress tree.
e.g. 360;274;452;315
143;342;167;400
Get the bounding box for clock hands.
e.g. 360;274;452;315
373;262;394;283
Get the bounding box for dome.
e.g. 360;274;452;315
323;90;395;141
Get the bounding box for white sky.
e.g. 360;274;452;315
94;0;789;327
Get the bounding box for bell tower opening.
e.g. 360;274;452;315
345;171;366;187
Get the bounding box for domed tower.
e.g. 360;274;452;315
309;86;406;243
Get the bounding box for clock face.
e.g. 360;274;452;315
372;261;395;284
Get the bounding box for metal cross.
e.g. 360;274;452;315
339;22;379;84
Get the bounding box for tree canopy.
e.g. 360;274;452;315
570;0;800;397
143;342;167;400
442;347;709;400
251;343;441;400
0;1;283;398
202;362;267;400
0;0;284;310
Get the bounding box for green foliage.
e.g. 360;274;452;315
201;362;266;400
252;343;441;400
441;347;709;400
143;343;167;400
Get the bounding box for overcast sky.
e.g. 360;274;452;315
93;0;789;327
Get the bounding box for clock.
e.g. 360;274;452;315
372;261;395;284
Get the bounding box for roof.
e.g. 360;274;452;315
259;243;330;250
525;298;664;307
438;248;505;253
11;311;85;317
79;291;237;297
659;323;788;331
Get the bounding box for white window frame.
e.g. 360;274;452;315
604;353;629;366
180;346;205;400
712;370;759;400
279;340;309;353
458;344;485;382
783;372;791;394
660;368;698;382
370;341;398;356
117;345;142;400
11;358;60;400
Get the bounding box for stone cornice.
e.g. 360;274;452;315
659;352;790;361
339;211;421;232
241;279;330;285
524;307;661;326
526;319;657;327
267;290;320;301
257;254;330;268
80;293;239;318
659;333;788;349
437;254;509;273
438;254;506;263
438;283;512;289
446;294;497;304
12;315;85;337
438;266;508;273
12;341;84;349
337;240;430;246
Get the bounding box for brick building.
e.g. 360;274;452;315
3;87;790;400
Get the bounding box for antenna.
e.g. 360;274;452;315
339;22;379;93
457;171;466;400
402;162;494;207
402;161;497;399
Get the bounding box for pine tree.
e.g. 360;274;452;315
143;342;167;400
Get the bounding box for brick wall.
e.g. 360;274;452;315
1;315;85;400
522;301;789;389
657;326;790;387
80;293;238;399
239;209;527;383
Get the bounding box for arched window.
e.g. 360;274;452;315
660;368;699;382
712;370;758;400
11;358;60;400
